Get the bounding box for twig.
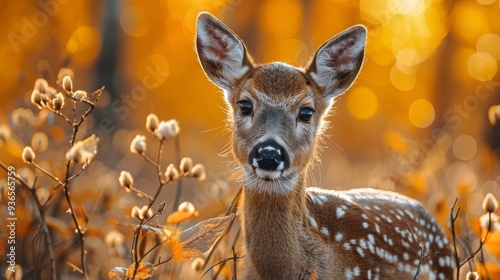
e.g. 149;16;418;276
29;162;65;187
0;162;57;280
201;185;243;273
172;136;183;212
213;227;241;279
406;223;438;280
232;244;238;280
199;255;246;280
459;213;492;267
131;137;170;279
449;197;461;280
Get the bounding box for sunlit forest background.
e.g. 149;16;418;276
1;0;500;279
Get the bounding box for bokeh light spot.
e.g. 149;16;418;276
476;33;500;60
65;26;102;65
347;87;378;120
467;52;497;81
396;48;420;74
121;6;150;37
390;64;416;91
263;0;301;37
451;3;490;42
408;99;435;128
452;134;477;161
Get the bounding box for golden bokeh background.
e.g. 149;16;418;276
2;0;499;189
1;0;500;278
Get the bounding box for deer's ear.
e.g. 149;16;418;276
306;25;366;101
196;12;253;92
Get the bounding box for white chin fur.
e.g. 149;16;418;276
255;169;281;180
243;165;298;195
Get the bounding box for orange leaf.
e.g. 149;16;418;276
108;267;126;279
125;262;154;279
166;209;199;224
171;214;234;261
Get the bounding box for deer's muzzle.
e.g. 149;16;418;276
248;139;290;172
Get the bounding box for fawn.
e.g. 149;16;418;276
195;12;454;280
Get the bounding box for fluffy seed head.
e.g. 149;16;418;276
483;193;498;213
62;75;73;92
479;213;499;232
22;146;36;163
52;93;65;110
131;205;154;220
179;157;193;174
191;164;206;181
31;89;44;109
155;119;179;140
146;114;159;133
178;201;196;213
165;163;179;182
34;78;49;93
72;90;87;100
466;271;479;280
119;171;134;190
58;68;75;82
488;105;500;126
130;135;147;155
65;134;99;164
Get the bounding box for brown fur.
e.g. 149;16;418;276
196;12;454;279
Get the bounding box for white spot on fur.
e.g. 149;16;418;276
336;207;345;218
335;232;344;242
308;215;318;228
320;227;330;236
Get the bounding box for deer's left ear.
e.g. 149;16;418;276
306;25;366;101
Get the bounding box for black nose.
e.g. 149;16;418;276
249;140;290;171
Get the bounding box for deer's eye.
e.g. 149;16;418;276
298;107;314;122
238;100;253;116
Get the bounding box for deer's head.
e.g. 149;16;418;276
196;13;366;195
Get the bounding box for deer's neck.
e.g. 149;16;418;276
242;178;309;278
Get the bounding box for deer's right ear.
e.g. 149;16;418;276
196;12;253;92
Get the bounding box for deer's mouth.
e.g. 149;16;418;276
253;167;283;181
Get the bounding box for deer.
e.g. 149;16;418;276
195;12;454;280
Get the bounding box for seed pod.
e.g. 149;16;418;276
482;193;498;213
130;135;147;155
52;93;65;111
22;146;36;163
118;171;134;191
34;78;49;93
179;157;193;175
165;164;179;182
146;114;159;133
154;119;179;140
31;89;44;109
62;75;73;92
191;164;206;181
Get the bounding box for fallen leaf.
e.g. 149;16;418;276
171;214;234;261
166;209;199;224
108;266;126;278
125;262;154;279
